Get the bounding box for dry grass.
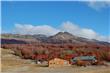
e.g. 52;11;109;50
1;48;110;73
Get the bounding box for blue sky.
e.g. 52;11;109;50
1;1;110;41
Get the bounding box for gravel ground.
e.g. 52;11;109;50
2;66;110;73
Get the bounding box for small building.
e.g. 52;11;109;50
48;58;71;67
71;56;97;64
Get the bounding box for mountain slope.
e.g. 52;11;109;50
50;32;76;40
1;32;110;47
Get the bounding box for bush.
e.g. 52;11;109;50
13;49;22;57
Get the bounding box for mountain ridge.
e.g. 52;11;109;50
1;32;110;46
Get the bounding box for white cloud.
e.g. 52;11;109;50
14;24;59;35
97;35;110;42
61;21;110;42
14;21;110;42
61;21;98;39
87;1;110;11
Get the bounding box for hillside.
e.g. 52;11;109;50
1;32;110;73
1;32;110;46
1;48;110;73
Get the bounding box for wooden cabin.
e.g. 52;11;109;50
48;58;71;67
71;56;97;65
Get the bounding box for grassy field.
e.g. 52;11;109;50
1;48;110;73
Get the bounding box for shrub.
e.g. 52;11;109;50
13;49;22;57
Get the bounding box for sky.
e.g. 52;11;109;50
1;1;110;42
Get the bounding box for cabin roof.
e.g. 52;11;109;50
72;56;96;61
49;58;69;62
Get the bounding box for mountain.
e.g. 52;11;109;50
49;32;76;40
1;33;48;41
43;32;109;46
44;32;81;44
1;32;110;46
45;32;92;44
32;34;48;41
1;34;42;44
1;38;28;44
1;33;34;39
